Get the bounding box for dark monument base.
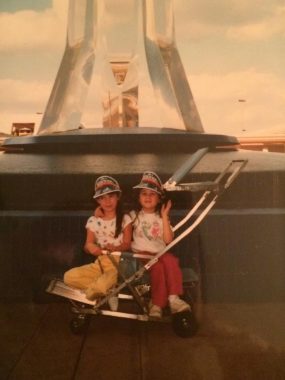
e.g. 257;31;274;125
0;129;284;305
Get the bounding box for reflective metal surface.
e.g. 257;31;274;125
39;0;97;134
38;0;203;134
143;0;203;132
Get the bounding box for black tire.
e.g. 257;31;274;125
69;314;89;335
183;281;203;323
171;310;199;338
183;278;202;303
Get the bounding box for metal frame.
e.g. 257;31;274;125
46;151;248;324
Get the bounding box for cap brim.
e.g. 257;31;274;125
93;189;121;199
133;184;162;194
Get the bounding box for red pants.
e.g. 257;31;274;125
149;252;183;308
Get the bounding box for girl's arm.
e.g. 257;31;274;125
161;200;174;244
105;222;132;252
94;206;104;218
84;229;102;256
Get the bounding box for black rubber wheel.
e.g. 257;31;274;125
171;310;199;338
183;281;203;323
70;315;89;335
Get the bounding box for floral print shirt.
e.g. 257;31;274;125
85;214;131;248
130;210;170;253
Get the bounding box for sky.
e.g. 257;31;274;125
0;0;284;137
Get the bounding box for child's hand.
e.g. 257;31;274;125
105;243;117;252
161;199;172;218
94;206;104;218
85;243;102;256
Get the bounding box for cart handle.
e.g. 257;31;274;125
101;250;154;260
164;147;209;189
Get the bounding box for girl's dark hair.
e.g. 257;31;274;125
114;197;124;238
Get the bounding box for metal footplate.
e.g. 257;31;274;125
71;306;150;321
46;278;96;306
46;278;151;321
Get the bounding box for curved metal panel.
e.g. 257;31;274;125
38;0;97;134
38;0;203;134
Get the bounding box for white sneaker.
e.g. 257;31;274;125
108;295;119;311
169;297;190;314
149;303;162;318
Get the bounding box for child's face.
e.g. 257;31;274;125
97;192;119;213
139;189;160;212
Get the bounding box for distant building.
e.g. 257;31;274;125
11;123;35;137
238;136;285;153
102;60;139;128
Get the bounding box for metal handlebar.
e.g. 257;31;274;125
164;147;209;189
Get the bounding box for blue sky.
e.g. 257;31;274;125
0;0;284;136
0;0;51;12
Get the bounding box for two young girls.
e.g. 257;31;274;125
64;171;189;318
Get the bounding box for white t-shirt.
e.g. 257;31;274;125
130;210;168;254
86;214;132;248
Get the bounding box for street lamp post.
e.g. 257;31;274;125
238;99;247;132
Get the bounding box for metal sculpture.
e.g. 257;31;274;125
38;0;203;134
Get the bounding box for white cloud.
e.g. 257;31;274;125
0;79;50;109
175;1;285;41
0;0;68;52
190;69;285;135
0;78;50;133
227;5;285;40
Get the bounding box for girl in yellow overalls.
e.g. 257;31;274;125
64;176;132;304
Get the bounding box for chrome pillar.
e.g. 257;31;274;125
38;0;203;134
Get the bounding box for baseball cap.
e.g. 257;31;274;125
93;175;121;199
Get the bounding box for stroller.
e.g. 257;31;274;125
47;148;247;337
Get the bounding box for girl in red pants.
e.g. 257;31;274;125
131;171;190;318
